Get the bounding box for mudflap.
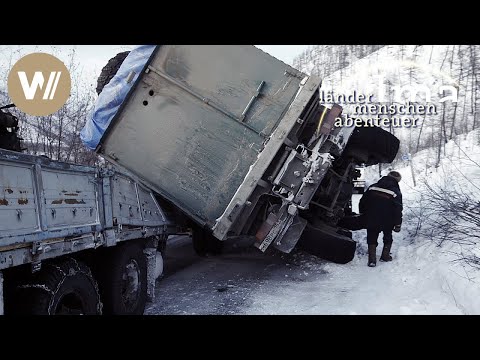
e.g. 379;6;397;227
298;223;357;264
272;216;307;254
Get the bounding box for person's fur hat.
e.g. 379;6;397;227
388;171;402;182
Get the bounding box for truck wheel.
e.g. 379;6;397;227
192;227;224;256
99;242;148;315
343;126;400;166
14;258;102;315
96;51;130;95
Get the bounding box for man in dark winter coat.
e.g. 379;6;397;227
359;171;403;267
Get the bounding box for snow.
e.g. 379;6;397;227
241;129;480;315
243;217;461;314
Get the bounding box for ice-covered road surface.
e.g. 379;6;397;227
146;218;463;315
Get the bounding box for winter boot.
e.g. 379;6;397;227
380;243;393;262
368;244;377;267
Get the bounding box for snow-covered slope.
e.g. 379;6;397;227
391;129;480;314
293;45;478;164
243;129;480;315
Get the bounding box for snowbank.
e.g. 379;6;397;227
375;128;480;314
244;129;480;315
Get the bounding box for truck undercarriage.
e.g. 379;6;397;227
193;88;399;263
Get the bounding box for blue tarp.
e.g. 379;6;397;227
80;45;157;150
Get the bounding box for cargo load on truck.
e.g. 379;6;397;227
82;45;399;264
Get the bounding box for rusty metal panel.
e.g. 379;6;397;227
42;170;99;229
99;45;306;226
0;162;39;233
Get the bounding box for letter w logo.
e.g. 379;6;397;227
17;71;62;100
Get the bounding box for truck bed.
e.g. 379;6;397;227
0;149;170;271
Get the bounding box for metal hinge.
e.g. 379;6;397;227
284;70;303;79
31;242;43;256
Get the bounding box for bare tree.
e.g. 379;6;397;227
411;137;480;270
1;46;98;166
450;45;463;140
469;46;479;130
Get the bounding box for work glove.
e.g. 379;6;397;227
393;225;401;233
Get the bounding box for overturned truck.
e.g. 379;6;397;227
83;45;400;264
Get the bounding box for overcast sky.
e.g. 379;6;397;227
256;45;311;64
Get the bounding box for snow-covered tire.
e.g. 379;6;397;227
97;241;148;315
14;258;102;315
96;51;130;95
192;227;223;256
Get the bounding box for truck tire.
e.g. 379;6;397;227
96;51;130;95
14;258;102;315
192;227;223;256
343;126;400;166
98;241;148;315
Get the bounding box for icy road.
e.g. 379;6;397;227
146;195;465;315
